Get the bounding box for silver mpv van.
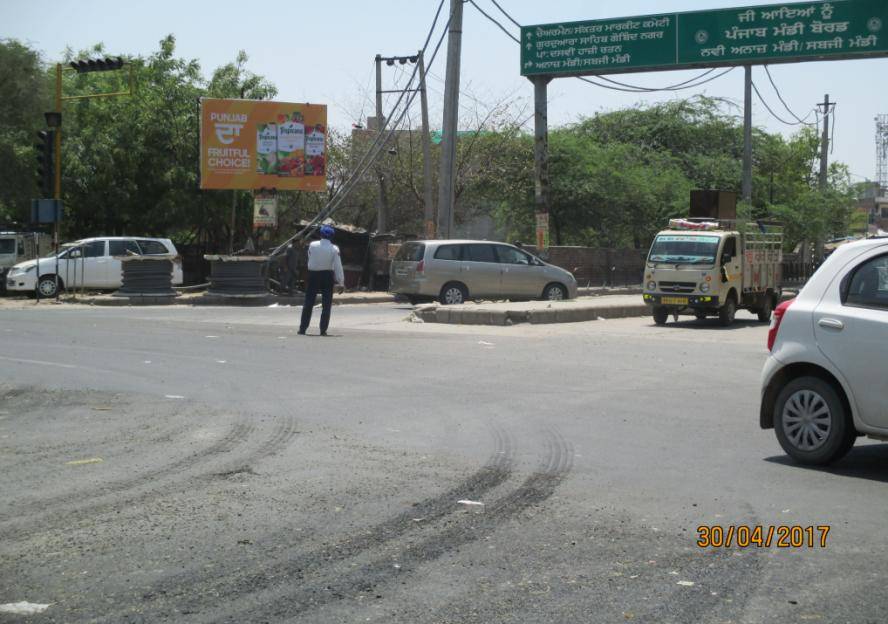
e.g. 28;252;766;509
389;240;578;304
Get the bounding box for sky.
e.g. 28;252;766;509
3;0;885;184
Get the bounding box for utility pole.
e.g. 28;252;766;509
532;76;551;250
815;94;833;261
741;65;753;204
375;54;387;234
417;50;435;239
436;0;463;239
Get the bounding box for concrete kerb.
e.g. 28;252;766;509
415;300;651;326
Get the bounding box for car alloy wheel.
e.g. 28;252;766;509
37;277;58;298
544;284;566;300
781;389;831;451
443;286;465;305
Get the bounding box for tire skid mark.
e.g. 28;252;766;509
99;425;515;623
205;430;571;623
0;421;256;535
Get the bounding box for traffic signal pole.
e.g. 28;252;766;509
53;64;62;299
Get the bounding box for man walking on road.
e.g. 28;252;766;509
298;225;344;336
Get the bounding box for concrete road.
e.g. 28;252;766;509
1;303;886;623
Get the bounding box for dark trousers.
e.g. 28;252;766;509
300;270;334;333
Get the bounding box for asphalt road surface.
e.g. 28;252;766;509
1;303;886;623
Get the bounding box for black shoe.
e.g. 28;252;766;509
297;329;306;335
320;331;328;336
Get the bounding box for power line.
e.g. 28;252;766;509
488;0;521;28
271;0;450;255
467;0;520;43
751;79;806;126
763;65;816;126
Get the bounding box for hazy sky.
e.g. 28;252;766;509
3;0;885;183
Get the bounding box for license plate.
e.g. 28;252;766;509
662;296;688;305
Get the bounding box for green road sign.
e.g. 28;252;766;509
521;0;888;77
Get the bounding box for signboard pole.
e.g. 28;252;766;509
229;191;237;254
742;65;753;203
533;76;551;250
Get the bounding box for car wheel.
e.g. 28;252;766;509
718;296;736;327
774;376;855;465
653;306;669;325
757;297;773;323
37;275;62;298
542;283;567;301
439;282;468;305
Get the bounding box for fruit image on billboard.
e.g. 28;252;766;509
200;98;327;191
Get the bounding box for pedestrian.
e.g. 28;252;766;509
298;225;344;336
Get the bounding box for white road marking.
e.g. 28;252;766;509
0;355;77;369
0;602;51;614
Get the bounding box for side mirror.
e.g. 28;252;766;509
538;251;550;262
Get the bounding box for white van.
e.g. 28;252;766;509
6;237;183;297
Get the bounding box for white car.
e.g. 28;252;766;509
6;237;183;297
760;237;888;465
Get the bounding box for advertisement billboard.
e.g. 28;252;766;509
200;98;327;191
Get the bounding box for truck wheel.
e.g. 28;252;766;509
653;306;669;325
757;297;773;323
718;297;736;327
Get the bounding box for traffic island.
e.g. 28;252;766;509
411;295;650;326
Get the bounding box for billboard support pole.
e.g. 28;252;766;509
229;191;237;254
742;65;753;204
532;75;551;249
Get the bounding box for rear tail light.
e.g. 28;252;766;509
416;259;424;274
767;298;794;351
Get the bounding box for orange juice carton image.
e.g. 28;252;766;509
256;122;277;174
276;112;305;177
305;123;326;176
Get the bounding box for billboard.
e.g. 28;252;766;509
200;98;327;191
521;0;888;76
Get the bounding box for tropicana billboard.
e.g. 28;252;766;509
199;98;327;191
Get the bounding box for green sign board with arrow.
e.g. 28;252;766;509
521;0;888;76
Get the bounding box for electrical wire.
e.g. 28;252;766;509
271;0;451;256
751;80;807;126
763;65;816;126
467;0;520;43
489;0;521;28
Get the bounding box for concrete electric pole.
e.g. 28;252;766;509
815;94;834;261
417;50;436;239
741;65;753;204
436;0;464;239
375;54;387;234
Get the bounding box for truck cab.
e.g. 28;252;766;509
642;219;782;326
0;232;52;293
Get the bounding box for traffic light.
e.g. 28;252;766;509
35;130;55;198
68;56;125;73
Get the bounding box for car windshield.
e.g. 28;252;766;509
648;234;720;265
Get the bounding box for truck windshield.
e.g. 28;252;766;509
648;235;720;265
0;239;14;255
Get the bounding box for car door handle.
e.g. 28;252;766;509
818;318;844;330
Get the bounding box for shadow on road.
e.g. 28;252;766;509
650;318;766;331
764;443;888;483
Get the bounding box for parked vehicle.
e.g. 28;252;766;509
389;240;578;305
760;237;888;465
6;237;183;297
0;231;52;293
642;218;783;326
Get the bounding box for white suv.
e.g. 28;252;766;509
760;237;888;465
6;237;183;297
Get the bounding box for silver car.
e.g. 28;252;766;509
389;240;578;305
